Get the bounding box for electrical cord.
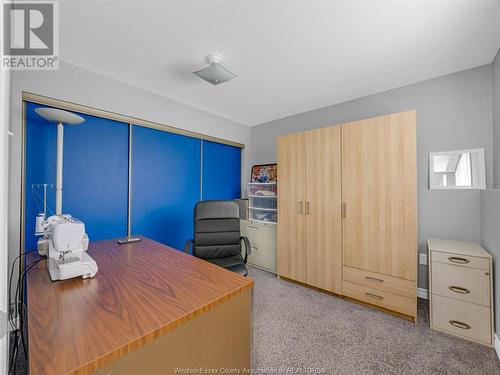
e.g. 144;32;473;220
8;254;26;375
9;186;52;373
17;259;43;365
8;252;28;330
8;253;44;374
9;258;42;374
7;254;24;375
8;255;30;374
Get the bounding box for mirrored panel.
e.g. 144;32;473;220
429;148;486;189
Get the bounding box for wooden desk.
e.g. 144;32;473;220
27;237;254;375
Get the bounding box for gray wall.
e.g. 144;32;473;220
481;48;500;337
494;48;500;189
8;61;250;298
480;190;500;336
248;65;494;289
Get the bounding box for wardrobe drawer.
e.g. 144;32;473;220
431;251;489;270
343;281;416;317
343;266;415;299
431;262;490;306
432;294;491;345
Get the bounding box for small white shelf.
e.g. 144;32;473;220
249;207;277;212
248;194;278;198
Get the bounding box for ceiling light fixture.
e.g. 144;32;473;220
193;53;237;85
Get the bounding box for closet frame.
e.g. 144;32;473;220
19;91;244;261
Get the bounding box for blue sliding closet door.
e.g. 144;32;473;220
62;113;129;241
24;102;129;251
202;140;241;200
131;125;201;250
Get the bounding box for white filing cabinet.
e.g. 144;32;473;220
241;219;277;273
428;239;494;347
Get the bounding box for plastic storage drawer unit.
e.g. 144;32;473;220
249;196;277;210
249;183;277;197
249;208;277;223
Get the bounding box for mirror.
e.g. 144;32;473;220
429;148;486;189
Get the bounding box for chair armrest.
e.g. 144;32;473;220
241;236;251;264
184;239;193;254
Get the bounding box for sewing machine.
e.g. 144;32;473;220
34;107;98;281
37;215;97;280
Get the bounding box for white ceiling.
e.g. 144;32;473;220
60;0;500;126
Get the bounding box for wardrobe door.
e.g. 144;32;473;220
277;132;307;283
342;111;417;281
305;126;342;293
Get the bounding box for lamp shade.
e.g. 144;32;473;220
193;63;237;85
193;54;237;85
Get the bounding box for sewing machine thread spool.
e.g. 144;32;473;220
35;213;45;235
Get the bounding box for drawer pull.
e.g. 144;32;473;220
449;320;471;330
251;246;258;251
365;276;384;283
247;226;258;230
448;286;470;294
448;256;470;264
365;292;383;300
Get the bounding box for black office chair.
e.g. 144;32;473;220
184;200;251;276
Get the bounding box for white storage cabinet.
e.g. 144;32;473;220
428;239;494;347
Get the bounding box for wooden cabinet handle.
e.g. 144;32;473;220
305;202;310;215
449;320;471;330
365;276;384;283
298;201;303;214
341;203;347;218
448;286;470;294
365;292;383;300
448;256;470;264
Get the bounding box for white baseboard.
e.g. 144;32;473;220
417;287;428;299
495;334;500;361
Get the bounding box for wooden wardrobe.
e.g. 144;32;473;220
277;110;417;319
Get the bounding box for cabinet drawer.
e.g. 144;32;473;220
431;262;490;306
247;245;277;273
343;281;416;317
240;221;276;249
343;266;415;299
431;251;489;270
432;294;492;345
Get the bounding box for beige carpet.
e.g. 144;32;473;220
249;266;500;375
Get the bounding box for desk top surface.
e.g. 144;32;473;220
27;236;254;375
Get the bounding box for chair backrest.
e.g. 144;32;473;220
193;200;241;259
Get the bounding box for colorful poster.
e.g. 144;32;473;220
251;164;277;183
